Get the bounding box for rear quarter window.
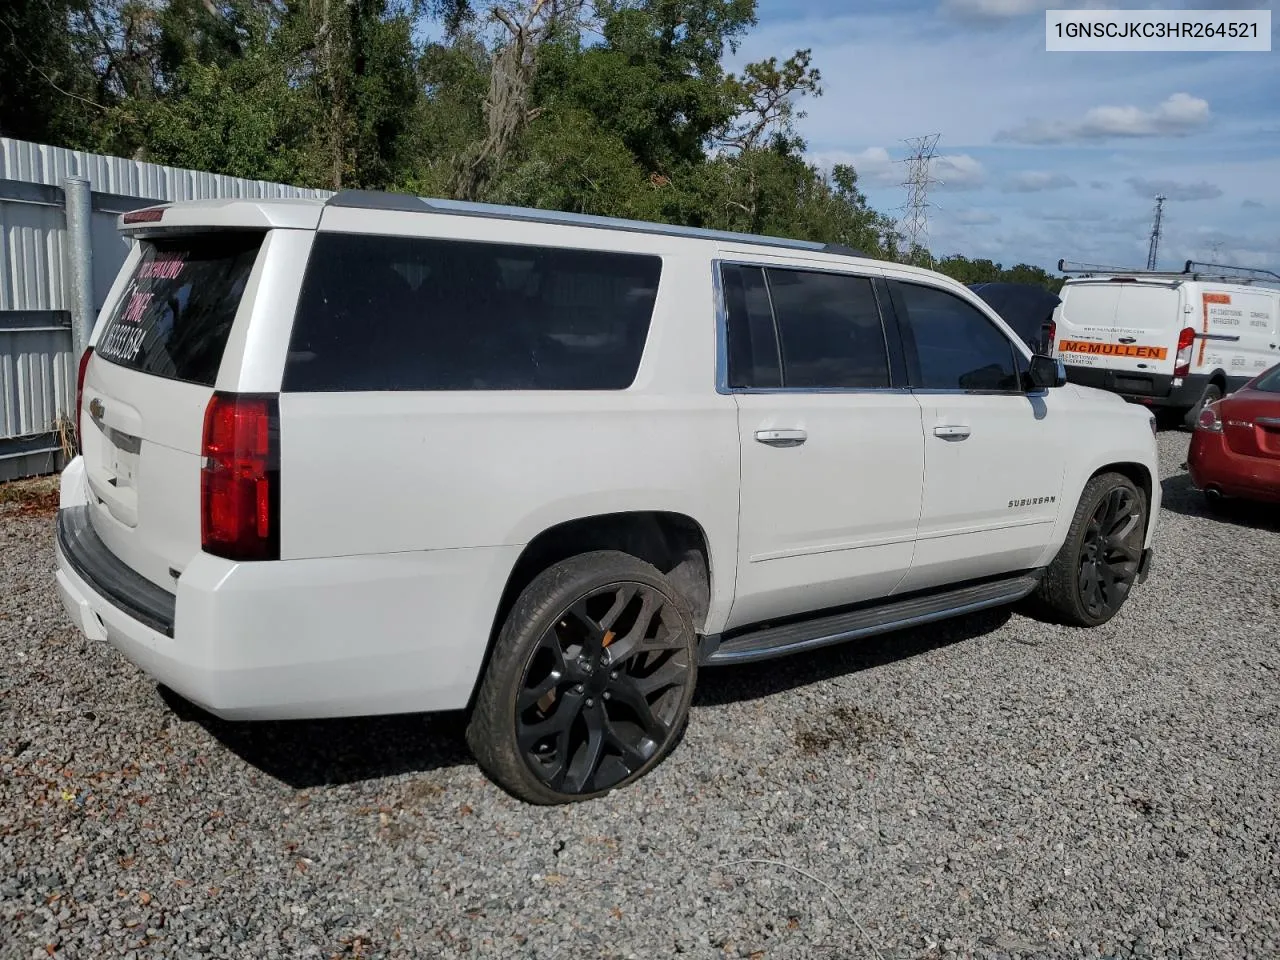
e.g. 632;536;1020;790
95;232;264;386
283;233;663;392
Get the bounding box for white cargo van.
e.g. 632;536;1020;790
1051;261;1280;427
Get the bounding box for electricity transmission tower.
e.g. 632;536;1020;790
1145;195;1166;270
899;134;941;264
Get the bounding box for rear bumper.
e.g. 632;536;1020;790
53;486;521;721
57;506;175;637
1187;432;1280;503
1062;364;1207;409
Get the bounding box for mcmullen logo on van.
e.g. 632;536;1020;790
1057;340;1169;360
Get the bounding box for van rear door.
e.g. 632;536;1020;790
79;231;266;591
1053;281;1121;377
1055;280;1180;394
1105;282;1181;396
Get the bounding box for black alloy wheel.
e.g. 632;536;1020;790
1034;472;1147;627
516;581;692;794
467;551;697;804
1077;484;1143;621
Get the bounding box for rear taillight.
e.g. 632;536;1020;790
1047;320;1056;352
75;347;93;454
1174;326;1196;377
200;392;280;561
1196;404;1222;433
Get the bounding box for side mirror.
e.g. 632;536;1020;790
1026;354;1067;391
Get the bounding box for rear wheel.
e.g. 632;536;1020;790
1035;473;1147;627
1183;382;1223;430
467;551;697;804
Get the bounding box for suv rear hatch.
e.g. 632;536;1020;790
78;231;265;591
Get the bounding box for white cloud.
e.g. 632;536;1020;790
847;147;898;185
1089;181;1110;190
933;154;987;190
813;147;985;193
951;208;1001;225
997;93;1211;144
1242;199;1265;209
812;147;899;186
1004;171;1078;193
1126;176;1223;201
1039;210;1109;223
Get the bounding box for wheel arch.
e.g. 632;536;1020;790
1204;367;1228;394
1087;460;1155;539
466;510;714;710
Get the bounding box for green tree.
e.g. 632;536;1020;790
0;0;99;146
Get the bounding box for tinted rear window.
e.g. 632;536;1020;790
283;233;663;392
95;232;264;386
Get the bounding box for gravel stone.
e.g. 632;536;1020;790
1;430;1277;958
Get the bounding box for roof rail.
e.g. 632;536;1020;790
324;188;876;258
1182;260;1280;284
1058;257;1280;286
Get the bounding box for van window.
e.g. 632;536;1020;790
283;233;663;391
94;232;264;386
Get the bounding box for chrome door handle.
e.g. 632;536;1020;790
1256;417;1280;427
933;425;971;441
755;429;807;447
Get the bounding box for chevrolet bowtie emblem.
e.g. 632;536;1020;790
89;397;105;419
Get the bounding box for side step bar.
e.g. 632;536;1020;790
701;571;1042;666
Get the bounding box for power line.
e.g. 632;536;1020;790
898;134;941;264
1145;194;1166;271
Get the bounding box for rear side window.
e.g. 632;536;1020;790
766;268;889;389
95;233;264;386
283;233;663;391
721;264;890;390
722;265;781;388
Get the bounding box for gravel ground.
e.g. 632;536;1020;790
2;430;1277;960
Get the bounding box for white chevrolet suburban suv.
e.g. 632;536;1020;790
54;191;1161;804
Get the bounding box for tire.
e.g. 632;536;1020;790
1183;382;1223;431
1034;473;1147;627
466;551;698;804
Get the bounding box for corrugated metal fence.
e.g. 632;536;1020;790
0;137;331;480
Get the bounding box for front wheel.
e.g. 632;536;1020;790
466;551;698;804
1034;473;1147;627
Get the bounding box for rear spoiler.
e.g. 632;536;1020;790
118;198;325;235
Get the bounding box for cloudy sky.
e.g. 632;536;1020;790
731;0;1279;272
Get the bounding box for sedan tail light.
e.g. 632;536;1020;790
1196;403;1222;433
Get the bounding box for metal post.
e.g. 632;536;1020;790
63;176;95;358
